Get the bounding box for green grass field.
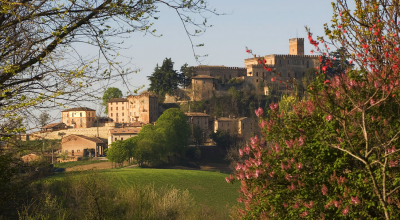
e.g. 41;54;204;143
54;160;107;168
52;168;241;218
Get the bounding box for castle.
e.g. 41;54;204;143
174;38;320;101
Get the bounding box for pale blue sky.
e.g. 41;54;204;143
115;0;336;93
37;0;343;126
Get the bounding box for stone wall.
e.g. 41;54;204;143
28;124;115;140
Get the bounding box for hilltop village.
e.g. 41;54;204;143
28;38;320;161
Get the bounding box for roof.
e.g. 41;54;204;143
126;121;146;127
192;75;216;79
61;107;95;112
216;117;238;121
109;127;142;134
185;112;209;117
108;98;128;102
62;134;105;144
42;122;66;129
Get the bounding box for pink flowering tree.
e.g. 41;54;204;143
228;1;400;219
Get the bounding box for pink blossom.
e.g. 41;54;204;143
325;114;333;121
342;206;349;216
285;139;294;149
300;211;308;217
351;196;360;205
269;170;275;177
322;184;328;195
293;202;299;209
225;177;231;183
298;136;305;146
370;99;375;105
334;200;340;208
239;149;243;157
296;162;303;170
388;146;396;154
283;202;288;208
259;120;267;129
389;160;398;167
288;183;296;191
274;143;281;153
255;107;264;117
349;60;353;64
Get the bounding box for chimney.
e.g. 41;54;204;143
214;116;217;120
204;110;206;114
229;115;231;119
233;115;236;119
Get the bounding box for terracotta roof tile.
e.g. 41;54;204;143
42;123;66;129
61;107;96;112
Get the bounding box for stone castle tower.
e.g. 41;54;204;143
289;38;304;56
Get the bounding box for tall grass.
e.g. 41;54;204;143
18;171;223;220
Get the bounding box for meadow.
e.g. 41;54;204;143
49;168;241;219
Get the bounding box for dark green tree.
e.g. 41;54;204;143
102;87;123;114
179;63;194;89
148;58;180;99
106;140;130;167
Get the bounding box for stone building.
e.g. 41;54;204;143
61;107;96;128
214;116;253;139
108;92;158;124
185;111;210;141
108;127;142;146
188;38;320;101
61;134;107;158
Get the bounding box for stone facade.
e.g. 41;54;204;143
62;134;107;157
108;127;141;146
187;38;320;101
108;92;158;124
214;116;253;139
62;107;96;128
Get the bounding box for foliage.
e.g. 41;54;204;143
210;130;238;150
102;87;123;114
106;140;130;166
179;63;194;89
148;58;180;98
192;124;204;145
229;1;400;219
38;113;51;127
126;108;191;166
58;151;69;161
278;95;298;115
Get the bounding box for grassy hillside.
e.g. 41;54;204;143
51;168;241;218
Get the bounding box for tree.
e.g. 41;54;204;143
38;112;51;127
0;1;218;217
155;108;191;157
179;63;194;89
102;87;123;114
148;58;180;99
106;141;129;167
228;1;400;219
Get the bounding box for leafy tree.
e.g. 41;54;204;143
106;141;129;167
229;1;400;219
210;130;235;150
192;124;203;145
155;108;191;157
148;58;180;99
179;63;194;89
102;87;123;114
38;112;51;127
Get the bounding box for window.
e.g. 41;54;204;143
256;72;258;77
77;150;80;152
80;113;82;117
263;72;265;77
288;60;290;64
66;113;69;117
122;113;124;116
122;107;124;110
72;119;74;123
116;107;118;110
122;119;124;121
256;79;259;82
111;107;113;111
111;113;113;117
229;75;232;79
121;138;123;141
198;120;199;124
116;113;118;116
279;60;282;64
130;112;132;116
115;138;117;141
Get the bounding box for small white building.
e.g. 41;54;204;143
108;127;141;146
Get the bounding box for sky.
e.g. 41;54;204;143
36;0;342;126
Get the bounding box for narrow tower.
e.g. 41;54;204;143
289;38;304;56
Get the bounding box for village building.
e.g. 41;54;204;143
41;122;67;132
214;116;253;139
108;92;159;124
108;127;142;146
61;107;96;128
61;134;107;158
185;111;211;140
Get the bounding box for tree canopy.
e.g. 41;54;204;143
147;58;180;100
102;87;123;114
229;1;400;219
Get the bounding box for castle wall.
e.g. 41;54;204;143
108;100;129;123
193;66;247;83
